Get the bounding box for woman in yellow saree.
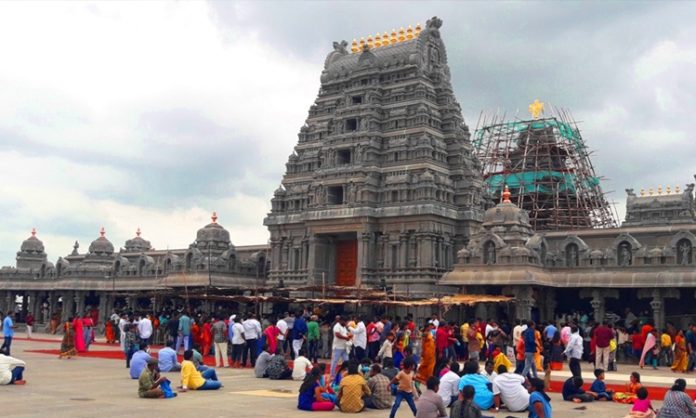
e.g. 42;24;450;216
59;319;77;359
671;330;688;373
416;323;436;384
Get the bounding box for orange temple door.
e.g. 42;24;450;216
335;240;357;286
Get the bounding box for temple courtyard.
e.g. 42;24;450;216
2;334;690;417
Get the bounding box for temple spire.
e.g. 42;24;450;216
136;227;141;237
211;211;218;224
100;226;106;237
31;228;36;237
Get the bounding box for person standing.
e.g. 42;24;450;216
212;315;229;368
230;317;246;367
24;313;34;340
564;325;584;378
307;315;320;363
166;313;179;347
292;312;308;359
118;313;129;351
367;318;381;360
521;321;538;379
1;313;14;355
330;316;352;379
138;313;153;346
242;314;262;367
276;316;289;357
350;317;367;361
176;312;192;354
594;322;613;371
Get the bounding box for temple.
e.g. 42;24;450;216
2;16;696;328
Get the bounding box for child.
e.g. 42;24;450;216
389;357;418;418
590;368;614;400
614;371;642;404
630;387;656;417
378;332;395;362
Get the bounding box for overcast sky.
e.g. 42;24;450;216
1;1;695;266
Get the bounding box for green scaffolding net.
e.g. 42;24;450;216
473;118;585;153
484;171;600;195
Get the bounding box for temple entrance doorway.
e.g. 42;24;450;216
311;232;358;287
336;239;357;286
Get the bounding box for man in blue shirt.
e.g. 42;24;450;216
2;312;14;355
292;313;308;359
543;322;557;342
158;344;181;372
130;343;153;379
176;313;192;354
521;320;538;379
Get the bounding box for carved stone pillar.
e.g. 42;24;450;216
48;292;57;319
650;300;663;329
543;289;557;322
75;291;86;316
98;293;108;324
590;297;603;324
399;233;408;270
62;291;74;322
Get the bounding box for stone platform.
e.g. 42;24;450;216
1;334;684;417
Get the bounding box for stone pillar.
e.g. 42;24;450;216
32;292;42;322
75;291;86;316
650;300;663;329
399;233;408;270
2;291;12;314
590;297;604;324
306;236;317;284
580;289;619;324
48;292;57;319
543;289;557;322
62;291;74;322
98;293;108;325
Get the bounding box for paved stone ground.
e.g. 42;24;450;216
1;334;682;418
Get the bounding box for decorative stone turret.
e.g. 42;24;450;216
16;228;48;270
123;227;152;253
194;212;232;257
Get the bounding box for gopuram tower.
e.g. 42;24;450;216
264;17;484;295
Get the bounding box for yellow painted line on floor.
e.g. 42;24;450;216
230;389;296;398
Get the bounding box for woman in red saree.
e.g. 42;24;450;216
416;324;436;384
201;319;212;357
73;316;86;353
264;323;280;355
105;320;116;344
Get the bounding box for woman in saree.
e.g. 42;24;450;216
201;318;212;357
671;329;688;373
59;319;77;359
415;323;436;384
639;331;657;369
534;327;543;372
105;319;116;344
264;322;280;355
72;315;86;353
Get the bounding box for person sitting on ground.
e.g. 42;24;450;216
254;346;274;378
615;371;643;404
292;348;313;381
138;358;174;399
0;353;26;385
480;360;497;383
338;360;371;413
528;377;552;418
266;352;292;380
491;347;512;374
562;376;594;403
657;378;696;417
381;357;398;381
157;344;181;372
627;387;656;418
590;368;613;401
437;361;460;407
129;343;153;380
450;385;482;418
180;349;221;391
458;360;494;410
297;367;335;412
415;376;448;418
492;364;529;413
365;364;393;410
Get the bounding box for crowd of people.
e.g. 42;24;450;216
7;306;696;417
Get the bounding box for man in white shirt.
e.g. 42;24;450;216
118;314;129;351
242;314;262;367
512;320;527;347
564;325;584;377
291;348;313;380
429;314;440;329
138;315;153;345
276;317;288;356
329;316;351;379
492;365;529;412
438;362;461;407
349;317;367;360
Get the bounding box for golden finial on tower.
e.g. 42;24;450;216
658;185;663;195
666;185;671;194
351;39;359;53
640;188;645;196
415;23;422;36
366;34;373;48
406;25;414;40
502;185;512;203
390;29;397;44
528;99;544;119
398;27;405;41
649;187;654;196
374;33;382;48
676;185;681;194
359;37;366;49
